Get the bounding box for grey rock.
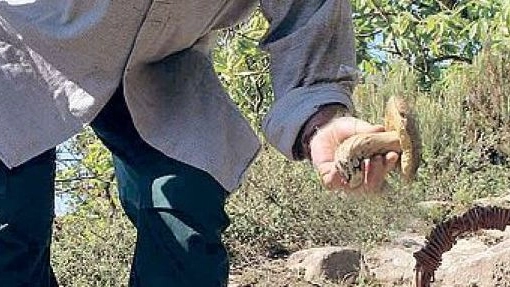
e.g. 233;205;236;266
287;246;362;284
366;232;510;286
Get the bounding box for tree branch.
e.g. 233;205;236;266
429;55;473;65
357;29;384;38
102;172;118;218
55;176;98;183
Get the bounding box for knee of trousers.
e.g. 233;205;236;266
139;206;228;253
135;207;230;285
147;174;231;236
136;174;231;256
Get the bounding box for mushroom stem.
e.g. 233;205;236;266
334;130;403;188
333;96;421;190
340;131;402;157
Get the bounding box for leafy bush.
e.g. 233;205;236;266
52;212;135;287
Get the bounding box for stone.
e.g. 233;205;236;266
416;200;453;212
365;247;416;285
365;232;510;286
435;238;510;286
474;194;510;208
287;246;361;284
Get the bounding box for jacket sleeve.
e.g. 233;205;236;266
259;0;359;160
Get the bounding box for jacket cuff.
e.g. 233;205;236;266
293;103;351;160
262;83;353;160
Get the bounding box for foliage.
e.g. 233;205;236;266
214;10;272;130
53;129;134;286
354;49;510;208
353;0;510;87
55;128;118;217
52;212;135;287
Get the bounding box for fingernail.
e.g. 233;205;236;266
388;155;398;163
363;159;370;184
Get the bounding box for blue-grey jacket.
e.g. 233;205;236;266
0;0;357;191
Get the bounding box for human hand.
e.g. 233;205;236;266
309;117;399;192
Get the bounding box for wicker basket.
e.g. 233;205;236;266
413;205;510;286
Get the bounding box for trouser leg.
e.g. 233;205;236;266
0;149;58;287
91;86;231;287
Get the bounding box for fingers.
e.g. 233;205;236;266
310;117;386;165
316;161;348;190
364;155;388;191
309;116;401;193
360;152;399;193
385;151;399;171
318;152;400;193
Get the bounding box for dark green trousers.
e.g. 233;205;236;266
0;87;231;287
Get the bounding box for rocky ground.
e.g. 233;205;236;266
228;195;510;287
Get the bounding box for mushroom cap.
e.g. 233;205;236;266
384;96;421;182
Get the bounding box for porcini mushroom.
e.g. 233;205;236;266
334;96;421;189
